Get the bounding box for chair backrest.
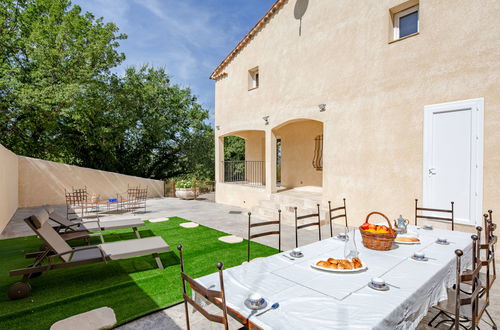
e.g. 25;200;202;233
454;233;483;329
328;199;347;237
138;188;148;202
45;207;74;227
415;198;455;230
25;209;73;262
294;204;321;248
177;245;228;330
247;211;281;262
482;212;496;284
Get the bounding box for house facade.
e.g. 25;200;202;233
212;0;500;229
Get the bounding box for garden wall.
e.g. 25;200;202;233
18;156;164;207
0;145;19;233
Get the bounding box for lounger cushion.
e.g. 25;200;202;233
31;209;50;228
70;237;169;262
82;218;145;231
99;236;169;260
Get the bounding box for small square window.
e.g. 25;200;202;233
393;5;419;40
248;67;259;90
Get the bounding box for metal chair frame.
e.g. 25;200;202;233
178;244;229;330
328;198;347;237
247;211;281;262
294;204;321;248
415;198;455;230
428;231;492;329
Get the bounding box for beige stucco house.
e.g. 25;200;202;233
212;0;500;230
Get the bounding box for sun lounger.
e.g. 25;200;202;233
8;209;170;300
46;207;145;243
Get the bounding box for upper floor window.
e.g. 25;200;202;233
393;5;419;40
248;67;259;90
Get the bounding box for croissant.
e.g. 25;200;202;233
340;260;353;269
327;258;339;265
316;261;330;267
352;257;363;269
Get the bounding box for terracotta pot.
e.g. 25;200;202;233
175;188;196;200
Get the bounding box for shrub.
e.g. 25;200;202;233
175;179;196;189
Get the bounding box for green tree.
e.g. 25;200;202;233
0;0;126;160
0;0;215;180
224;136;245;161
110;66;213;179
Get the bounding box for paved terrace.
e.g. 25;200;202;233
1;196;499;329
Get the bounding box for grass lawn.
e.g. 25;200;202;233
0;217;277;329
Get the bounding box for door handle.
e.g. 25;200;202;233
428;168;437;176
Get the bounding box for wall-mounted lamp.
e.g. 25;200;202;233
263;116;269;125
318;104;326;112
215;125;220;130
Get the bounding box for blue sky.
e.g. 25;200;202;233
72;0;276;123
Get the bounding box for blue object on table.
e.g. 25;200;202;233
108;198;118;202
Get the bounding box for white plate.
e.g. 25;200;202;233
311;259;367;273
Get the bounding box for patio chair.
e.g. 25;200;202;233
415;199;455;230
118;185;146;213
130;187;148;214
7;209;169;300
177;244;229;330
46;207;145;243
65;186;100;218
328;198;348;237
294;204;321;248
247;211;281;262
428;232;492;329
463;213;497;292
458;215;497;327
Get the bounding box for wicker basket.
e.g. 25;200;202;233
359;212;397;251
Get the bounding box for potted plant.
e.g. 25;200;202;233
175;179;198;200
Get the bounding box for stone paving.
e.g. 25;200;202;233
2;196;499;329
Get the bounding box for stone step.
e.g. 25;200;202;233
269;193;321;209
252;204;325;226
257;199;280;209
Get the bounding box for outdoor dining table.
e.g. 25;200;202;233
194;225;474;329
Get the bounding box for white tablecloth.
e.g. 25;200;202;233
195;226;473;329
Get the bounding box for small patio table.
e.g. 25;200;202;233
194;226;473;329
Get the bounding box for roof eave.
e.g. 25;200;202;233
209;0;287;80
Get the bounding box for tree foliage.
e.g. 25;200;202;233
224;136;245;161
0;0;214;179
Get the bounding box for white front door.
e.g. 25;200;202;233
423;98;484;225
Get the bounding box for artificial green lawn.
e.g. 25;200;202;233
0;217;277;329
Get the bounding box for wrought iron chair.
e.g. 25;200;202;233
328;199;347;237
178;244;229;330
485;210;497;286
415;198;455;230
460;213;497;328
294;204;321;248
65;187;88;219
428;232;490;329
247;211;281;262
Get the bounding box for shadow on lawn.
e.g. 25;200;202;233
0;227;181;329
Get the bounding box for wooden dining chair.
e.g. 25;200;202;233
415;198;455;230
428;233;487;329
247;211;281;262
177;244;229;330
328;199;347;237
294;204;321;248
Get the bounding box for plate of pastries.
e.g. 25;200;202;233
311;257;367;272
394;236;420;244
